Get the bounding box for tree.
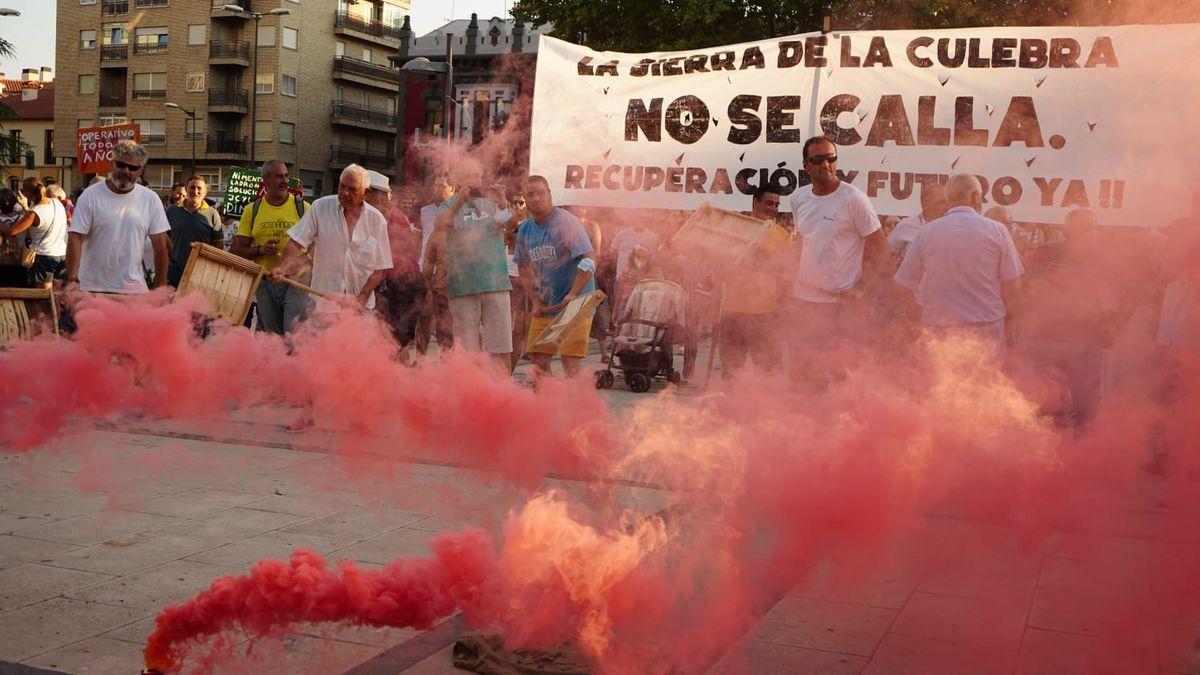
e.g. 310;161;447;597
0;36;29;174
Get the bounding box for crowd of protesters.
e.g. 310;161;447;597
2;138;1197;443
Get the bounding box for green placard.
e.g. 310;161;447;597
222;166;262;219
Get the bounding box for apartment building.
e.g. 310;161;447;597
1;68;70;192
54;0;410;198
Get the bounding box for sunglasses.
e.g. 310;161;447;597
114;160;143;172
807;154;838;166
513;199;526;207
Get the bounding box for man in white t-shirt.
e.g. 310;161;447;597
273;163;392;315
894;174;1025;355
787;136;885;386
65;140;170;294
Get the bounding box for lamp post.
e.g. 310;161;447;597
164;102;196;176
0;9;21;16
396;45;455;173
222;5;291;165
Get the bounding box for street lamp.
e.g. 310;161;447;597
222;5;291;165
0;9;20;16
165;102;197;176
395;44;455;173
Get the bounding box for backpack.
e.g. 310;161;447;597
249;194;306;228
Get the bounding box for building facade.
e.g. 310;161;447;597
1;69;67;192
54;0;409;199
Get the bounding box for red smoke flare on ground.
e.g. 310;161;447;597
143;530;499;673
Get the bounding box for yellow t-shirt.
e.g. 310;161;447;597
235;198;309;271
724;223;793;315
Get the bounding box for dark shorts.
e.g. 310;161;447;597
379;271;427;348
28;254;66;286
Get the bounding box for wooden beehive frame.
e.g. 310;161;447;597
531;290;607;350
176;243;264;325
0;288;59;346
669;203;773;269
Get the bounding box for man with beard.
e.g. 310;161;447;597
65;140;170;294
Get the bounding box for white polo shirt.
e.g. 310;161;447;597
287;195;392;312
69;181;170;293
789;181;881;303
894;206;1025;326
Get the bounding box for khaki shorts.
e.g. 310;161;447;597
527;315;593;358
449;290;513;354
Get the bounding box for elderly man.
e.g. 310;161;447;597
366;170;426;361
272;164;391;314
65;140;170;293
232;160;310;334
438;160;513;369
888;182;949;258
788;135;885;385
165;176;223;287
894;173;1025;355
514;175;596;378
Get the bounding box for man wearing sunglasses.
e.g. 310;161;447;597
788;136;884;385
66;140;170;294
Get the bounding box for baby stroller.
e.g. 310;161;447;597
594;279;688;392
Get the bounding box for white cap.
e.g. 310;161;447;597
366;170;390;192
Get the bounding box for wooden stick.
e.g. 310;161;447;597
271;274;336;300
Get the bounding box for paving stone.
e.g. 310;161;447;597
241;492;349;517
118;488;270;518
160;507;314;543
24;636;146;675
1014;626;1157;675
889;591;1028;651
0;597;147;662
709;639;868;675
1155;622;1200;675
1026;586;1150;637
0;490;113;521
0;563;113;613
185;530;341;569
11;509;183;547
863;632;1015;675
281;509;430;546
328;527;436;565
748;596;896;656
0;512;46;534
43;530;214;576
293;622;419;648
66;559;240;612
0;535;85;571
200;633;383;674
397;644;475;674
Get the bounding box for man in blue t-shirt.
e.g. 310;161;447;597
513;175;596;377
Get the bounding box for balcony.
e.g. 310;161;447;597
100;44;128;64
332;56;401;90
142;134;166;146
334;11;403;48
101;0;129;15
133;41;168;56
329;145;395;171
211;0;250;18
208;40;250;66
99;93;125;108
131;88;167;100
208;136;247;155
331;100;397;133
134;0;168;7
208;88;249;113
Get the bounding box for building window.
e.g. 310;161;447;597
133;118;166;146
282;27;298;50
79;74;96;95
254;121;273;142
257;25;275;47
382;3;405;29
281;75;297;97
144;164;177;191
79;119;95;129
80;30;97;50
98;115;127;127
280;122;295;145
134;27;168;53
188;24;206;46
102;24;128;45
184;118;205;139
44;129;54;165
255;73;274;95
185;72;205;93
335;41;345;57
194;169;222;191
362;48;372;63
132;72;168;99
81;0;97;4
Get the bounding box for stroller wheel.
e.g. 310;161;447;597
628;372;652;393
594;370;615;390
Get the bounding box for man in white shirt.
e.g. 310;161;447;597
888;182;948;258
787;136;885;386
273;164;392;315
65;140;170;294
894;173;1025;355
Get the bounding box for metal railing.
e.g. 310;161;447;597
185;130;205;140
207;137;247;154
331;100;397;127
329;144;394;168
208;89;248;108
100;44;128;61
134;0;169;7
101;0;129;15
209;40;250;60
334;11;404;41
131;88;167;100
332;55;401;84
99;94;125;107
133;41;168;55
141;134;166;146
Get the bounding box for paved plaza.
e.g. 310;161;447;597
1;355;1198;675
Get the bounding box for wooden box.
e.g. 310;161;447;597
176;243;264;325
530;290;607;351
669;203;773;269
0;288;58;346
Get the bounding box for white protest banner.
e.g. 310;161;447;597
529;25;1200;226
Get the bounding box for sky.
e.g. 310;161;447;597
0;0;515;77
